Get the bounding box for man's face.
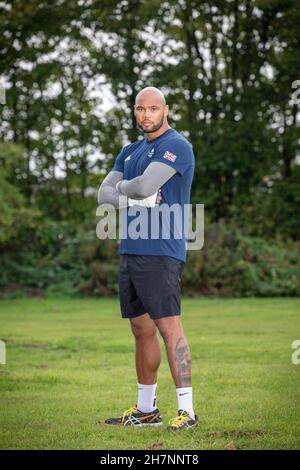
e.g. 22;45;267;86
134;96;168;133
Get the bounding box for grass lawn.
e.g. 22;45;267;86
0;296;299;450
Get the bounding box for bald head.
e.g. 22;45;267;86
134;86;169;137
135;86;166;106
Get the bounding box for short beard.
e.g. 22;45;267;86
138;116;165;134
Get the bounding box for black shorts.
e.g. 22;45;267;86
119;254;185;320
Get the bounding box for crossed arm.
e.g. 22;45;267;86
98;162;176;209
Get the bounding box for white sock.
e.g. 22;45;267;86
176;387;195;419
137;383;157;413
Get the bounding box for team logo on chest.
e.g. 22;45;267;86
147;148;155;158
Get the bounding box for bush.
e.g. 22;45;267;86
1;217;299;298
183;222;300;297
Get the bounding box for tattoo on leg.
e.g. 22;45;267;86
175;336;191;387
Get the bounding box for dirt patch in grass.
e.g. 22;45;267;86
225;441;238;450
147;442;165;450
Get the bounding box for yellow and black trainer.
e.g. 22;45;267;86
167;410;199;430
104;405;163;427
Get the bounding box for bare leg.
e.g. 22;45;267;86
130;313;162;384
154;316;191;388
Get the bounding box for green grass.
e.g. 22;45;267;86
0;297;300;450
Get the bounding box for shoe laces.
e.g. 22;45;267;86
122;405;137;423
168;410;190;427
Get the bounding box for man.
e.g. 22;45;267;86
98;86;197;430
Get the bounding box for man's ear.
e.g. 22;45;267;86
164;104;169;117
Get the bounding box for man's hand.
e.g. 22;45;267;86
128;189;162;208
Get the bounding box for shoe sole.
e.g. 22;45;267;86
167;422;199;431
104;421;163;427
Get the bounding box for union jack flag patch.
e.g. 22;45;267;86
163;151;177;162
